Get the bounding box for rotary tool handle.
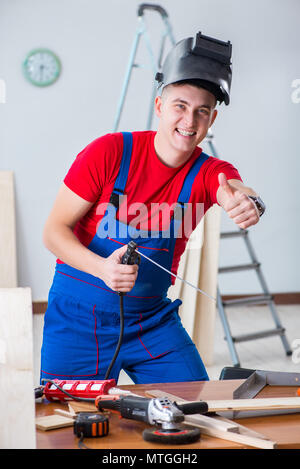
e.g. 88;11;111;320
95;396;122;413
119;395;150;422
121;241;141;266
176;400;209;415
96;395;151;423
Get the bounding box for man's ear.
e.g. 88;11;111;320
210;108;218;128
154;95;163;118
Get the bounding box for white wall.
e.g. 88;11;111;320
0;0;299;299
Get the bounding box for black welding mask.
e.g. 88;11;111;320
155;32;232;105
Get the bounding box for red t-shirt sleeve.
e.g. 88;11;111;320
202;157;243;206
63;133;123;203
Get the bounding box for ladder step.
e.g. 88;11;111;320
219;262;260;273
220;230;248;239
228;327;286;343
222;294;273;307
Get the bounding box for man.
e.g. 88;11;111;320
40;32;265;384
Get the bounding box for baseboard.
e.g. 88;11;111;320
221;292;300;305
32;301;48;315
32;292;300;314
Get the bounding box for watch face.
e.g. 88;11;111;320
23;48;61;86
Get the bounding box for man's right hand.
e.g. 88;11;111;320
100;244;139;293
43;185;139;292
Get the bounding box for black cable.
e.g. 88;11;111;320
104;292;124;380
78;433;91;449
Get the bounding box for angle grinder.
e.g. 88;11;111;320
96;394;208;444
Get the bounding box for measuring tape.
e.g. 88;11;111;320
74;412;109;438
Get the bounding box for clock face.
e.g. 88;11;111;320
23;48;61;86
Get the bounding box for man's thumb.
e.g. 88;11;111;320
111;243;128;263
218;173;234;196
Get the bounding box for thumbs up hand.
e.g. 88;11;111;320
217;173;260;229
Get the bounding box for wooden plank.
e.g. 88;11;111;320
36;415;74;431
168;205;221;366
205;397;300;412
0;172;17;287
183;415;276;449
0;288;36;448
54;408;76;419
146;389;300;413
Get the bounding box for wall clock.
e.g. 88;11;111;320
23;48;61;87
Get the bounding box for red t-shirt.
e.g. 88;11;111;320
63;131;242;278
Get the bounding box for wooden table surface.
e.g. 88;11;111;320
35;379;300;450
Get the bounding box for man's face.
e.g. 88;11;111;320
155;83;217;157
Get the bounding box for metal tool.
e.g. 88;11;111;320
95;394;206;444
232;368;300;400
137;248;216;302
219;367;300;419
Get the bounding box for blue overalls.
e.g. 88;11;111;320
40;133;209;384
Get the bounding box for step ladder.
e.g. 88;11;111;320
205;135;292;367
113;3;176;132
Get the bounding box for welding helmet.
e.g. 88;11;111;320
155;32;232;105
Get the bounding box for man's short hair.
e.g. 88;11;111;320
162;79;220;105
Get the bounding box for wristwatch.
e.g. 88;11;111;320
248;196;266;217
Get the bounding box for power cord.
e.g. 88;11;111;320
104;293;124;380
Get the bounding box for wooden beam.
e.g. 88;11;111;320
205;397;300;413
0;172;17;287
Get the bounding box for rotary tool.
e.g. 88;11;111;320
95;393;208;444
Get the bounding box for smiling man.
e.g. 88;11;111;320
40;32;265;385
154;82;218;167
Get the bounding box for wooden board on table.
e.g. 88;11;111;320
36;415;74;431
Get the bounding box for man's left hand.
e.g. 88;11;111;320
217;173;260;229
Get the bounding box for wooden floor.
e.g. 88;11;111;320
33;304;300;386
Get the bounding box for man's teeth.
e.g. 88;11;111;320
176;129;196;136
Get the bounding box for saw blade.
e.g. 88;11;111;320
137;249;216;302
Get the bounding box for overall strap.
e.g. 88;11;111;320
174;152;209;218
110;132;133;209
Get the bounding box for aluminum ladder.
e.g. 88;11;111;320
113;3;176;132
206;133;292;367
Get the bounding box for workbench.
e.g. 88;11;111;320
35;379;300;450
